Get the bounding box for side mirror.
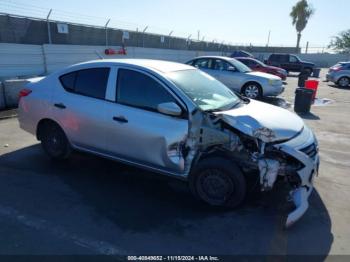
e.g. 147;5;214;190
157;102;182;116
227;66;236;72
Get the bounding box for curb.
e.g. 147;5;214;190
0;114;18;121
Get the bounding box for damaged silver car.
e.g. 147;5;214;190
18;59;320;228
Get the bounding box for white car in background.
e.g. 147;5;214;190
186;56;285;99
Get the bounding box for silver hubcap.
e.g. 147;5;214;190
339;78;349;87
245;85;259;98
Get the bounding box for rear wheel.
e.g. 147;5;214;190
304;68;313;76
189;157;246;208
242;82;262;99
39;121;71;160
337;77;350;88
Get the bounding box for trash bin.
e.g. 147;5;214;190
294;88;314;114
305;80;319;101
298;70;309;87
312;68;321;78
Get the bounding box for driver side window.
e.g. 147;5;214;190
116;69;177;113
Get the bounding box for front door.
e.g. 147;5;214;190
211;58;243;92
104;68;189;173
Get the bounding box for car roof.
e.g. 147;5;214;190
235;57;255;60
190;56;235;61
75;59;194;73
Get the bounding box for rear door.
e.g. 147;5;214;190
279;55;291;71
53;67;110;152
104;67;189;173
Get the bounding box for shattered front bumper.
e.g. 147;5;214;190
273;126;319;228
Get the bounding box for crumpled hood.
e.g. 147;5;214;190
217;99;304;142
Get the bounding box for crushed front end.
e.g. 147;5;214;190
269;126;320;228
182;101;319;228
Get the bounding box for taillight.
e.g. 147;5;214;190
19;89;32;100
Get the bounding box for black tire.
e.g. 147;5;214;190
337;77;350;88
39;121;71;160
189;157;247;208
242;82;262;99
304;68;313;77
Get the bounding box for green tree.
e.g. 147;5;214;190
329;30;350;53
290;0;315;52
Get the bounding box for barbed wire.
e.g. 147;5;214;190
0;0;330;52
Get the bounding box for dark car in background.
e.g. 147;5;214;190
236;57;287;80
265;53;315;75
230;50;254;58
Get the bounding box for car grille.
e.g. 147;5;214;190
300;143;318;159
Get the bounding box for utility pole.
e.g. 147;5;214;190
46;9;52;44
168;30;173;49
305;41;309;54
197;30;200;41
142;26;148;48
266;30;271;47
105;19;111;47
187;34;192;49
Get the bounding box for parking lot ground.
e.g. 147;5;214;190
0;69;350;256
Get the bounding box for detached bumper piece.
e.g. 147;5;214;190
285;186;312;228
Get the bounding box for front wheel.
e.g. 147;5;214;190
242;83;262;99
189;157;247;208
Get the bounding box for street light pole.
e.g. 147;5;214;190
168;30;173;49
266;30;271;47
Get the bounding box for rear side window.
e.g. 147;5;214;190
60;72;76;91
117;69;176;112
193;58;212;69
59;68;110;99
270;54;287;62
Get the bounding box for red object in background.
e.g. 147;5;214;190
105;48;116;55
117;46;127;55
104;46;127;55
305;80;319;100
235;57;287;80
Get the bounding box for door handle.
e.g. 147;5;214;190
113;116;128;123
54;103;66;109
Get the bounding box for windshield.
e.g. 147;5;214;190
167;69;240;112
228;58;251;73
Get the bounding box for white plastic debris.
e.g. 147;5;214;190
258;158;280;191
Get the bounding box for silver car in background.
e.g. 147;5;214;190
186;56;285;99
326;62;350;87
18;59;319;228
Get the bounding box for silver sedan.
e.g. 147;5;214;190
18;59;318;228
326;62;350;87
186;56;285;99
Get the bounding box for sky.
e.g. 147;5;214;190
1;0;349;50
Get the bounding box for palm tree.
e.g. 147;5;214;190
290;0;315;53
